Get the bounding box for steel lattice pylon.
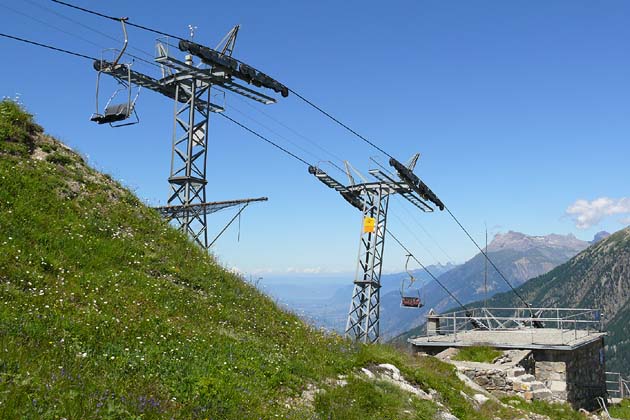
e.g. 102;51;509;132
91;22;288;249
309;156;444;343
346;184;390;343
165;73;211;248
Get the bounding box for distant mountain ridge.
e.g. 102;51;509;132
394;227;630;376
591;231;611;244
475;226;630;375
488;231;588;253
383;231;591;340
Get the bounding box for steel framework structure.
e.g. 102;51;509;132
346;183;389;343
309;156;443;343
165;66;212;247
93;25;287;248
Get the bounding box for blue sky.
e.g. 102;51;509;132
1;0;629;276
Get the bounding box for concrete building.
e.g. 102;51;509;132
409;308;607;410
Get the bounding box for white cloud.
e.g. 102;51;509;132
566;197;630;229
285;267;323;274
620;216;630;226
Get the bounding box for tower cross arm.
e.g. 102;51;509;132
178;40;289;97
389;158;445;211
308;166;365;211
94;59;224;112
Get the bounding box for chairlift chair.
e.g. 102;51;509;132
400;254;423;309
89;17;140;127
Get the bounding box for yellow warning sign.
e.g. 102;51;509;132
363;217;376;233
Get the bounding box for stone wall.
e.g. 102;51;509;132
414;336;607;410
457;364;555;402
535;360;567;400
532;337;606;410
458;366;512;394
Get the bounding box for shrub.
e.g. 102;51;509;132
46;152;74;166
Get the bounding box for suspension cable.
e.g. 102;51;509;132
49;1;394;162
230;94;347;174
0;30;312;170
20;0;160;70
18;3;532;313
288;88;394;160
386;228;467;311
219;113;311;167
51;0;187;41
225;104;337;171
444;206;531;309
0;32;96;61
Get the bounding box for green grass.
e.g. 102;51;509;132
45;151;74;165
0;100;586;419
500;396;587;420
315;375;436;420
452;346;503;363
609;399;630;419
0;98;41;156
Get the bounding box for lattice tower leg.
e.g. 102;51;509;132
167;77;211;249
345;186;390;343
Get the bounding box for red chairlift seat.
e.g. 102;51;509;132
400;254;423;309
401;296;423;308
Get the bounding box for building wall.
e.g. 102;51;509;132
532;338;606;410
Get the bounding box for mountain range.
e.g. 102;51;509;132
477;226;630;375
380;230;592;339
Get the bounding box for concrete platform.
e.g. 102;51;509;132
409;328;606;351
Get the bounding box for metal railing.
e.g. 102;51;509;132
606;371;630;399
596;397;611;419
424;307;604;345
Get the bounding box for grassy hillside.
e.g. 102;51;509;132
0;99;564;419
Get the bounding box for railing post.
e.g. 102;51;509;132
557;308;560;329
453;312;456;339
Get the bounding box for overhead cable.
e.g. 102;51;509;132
288;88;394;160
444;206;531;309
230;94;347;174
33;2;532;312
0;32;96;61
0;31;310;170
51;0;186;41
20;0;159;70
219;113;311;167
50;1;392;162
386;228;467;311
226;104;337;171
